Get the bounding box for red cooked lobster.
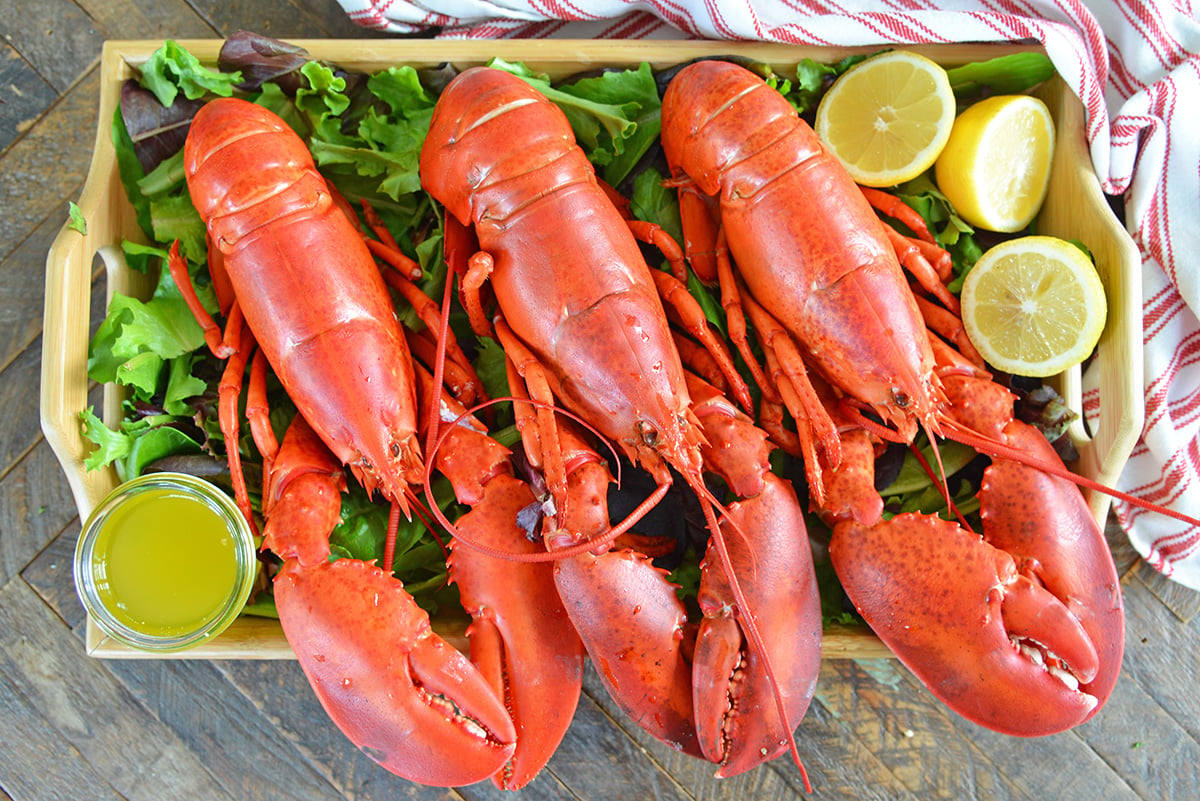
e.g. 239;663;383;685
420;66;822;780
659;59;1125;736
172;96;582;788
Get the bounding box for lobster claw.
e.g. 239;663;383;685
274;558;517;785
830;511;1108;737
688;374;822;776
692;471;821;777
552;526;703;757
264;417;517;787
1002;569;1099;687
447;472;585;790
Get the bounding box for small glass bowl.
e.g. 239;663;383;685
74;472;257;653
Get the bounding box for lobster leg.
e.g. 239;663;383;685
262;416;517;786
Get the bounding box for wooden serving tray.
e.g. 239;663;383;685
40;38;1141;659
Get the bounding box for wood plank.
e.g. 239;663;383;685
103;657;359;801
0;68;97;260
213;659;471;800
1129;559;1200;624
0;42;58;154
0;421;86;587
0;578;237;801
0;265;104;505
579;660;917;799
815;658;1027;801
184;0;395;39
72;0;216;43
1106;513;1142;578
4;0;216;95
20;522;88;630
0;203;89;372
0;656;125;801
0;341;50;477
516;674;693;801
886;666;1138;801
774;689;919;800
0;0;104;92
1075;660;1200;799
1113;573;1200;742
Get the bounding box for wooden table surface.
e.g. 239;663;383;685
4;2;1200;799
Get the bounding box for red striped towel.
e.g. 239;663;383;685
336;0;1200;591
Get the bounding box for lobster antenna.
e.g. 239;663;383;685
907;437;975;534
921;420;963;531
688;476;813;794
382;502;401;574
942;418;1200;528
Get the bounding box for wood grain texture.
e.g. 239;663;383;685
0;43;58;154
0;67;96;259
4;4;1200;801
0;580;238;800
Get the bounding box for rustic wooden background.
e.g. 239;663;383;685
4;1;1200;799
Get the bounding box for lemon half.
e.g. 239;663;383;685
815;50;956;187
961;236;1106;378
935;94;1056;232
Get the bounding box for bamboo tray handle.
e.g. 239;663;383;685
1034;77;1144;523
39;50;152;524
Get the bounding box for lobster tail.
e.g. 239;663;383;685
185;97;424;512
661;59;942;442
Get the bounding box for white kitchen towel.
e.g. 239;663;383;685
336;0;1200;590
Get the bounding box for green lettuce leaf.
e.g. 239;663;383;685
139;40;242;106
489;59;658;187
87;263;209;398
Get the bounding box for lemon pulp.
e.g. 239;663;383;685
934;94;1055;232
815;50;955;187
961;236;1106;377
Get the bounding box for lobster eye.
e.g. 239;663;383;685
892;389;911;408
636;421;660;447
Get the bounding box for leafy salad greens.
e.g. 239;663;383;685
81;32;1070;625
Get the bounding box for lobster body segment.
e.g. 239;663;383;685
422;67;700;474
661;60;939;439
185;97;422;502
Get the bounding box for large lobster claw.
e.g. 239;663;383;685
828;415;1124;737
263;416;516;786
427;369;585;790
688;375;821;776
831;513;1103;735
273;559;518;785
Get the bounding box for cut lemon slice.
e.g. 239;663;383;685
961;236;1106;378
934;94;1055;232
814;50;956;187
